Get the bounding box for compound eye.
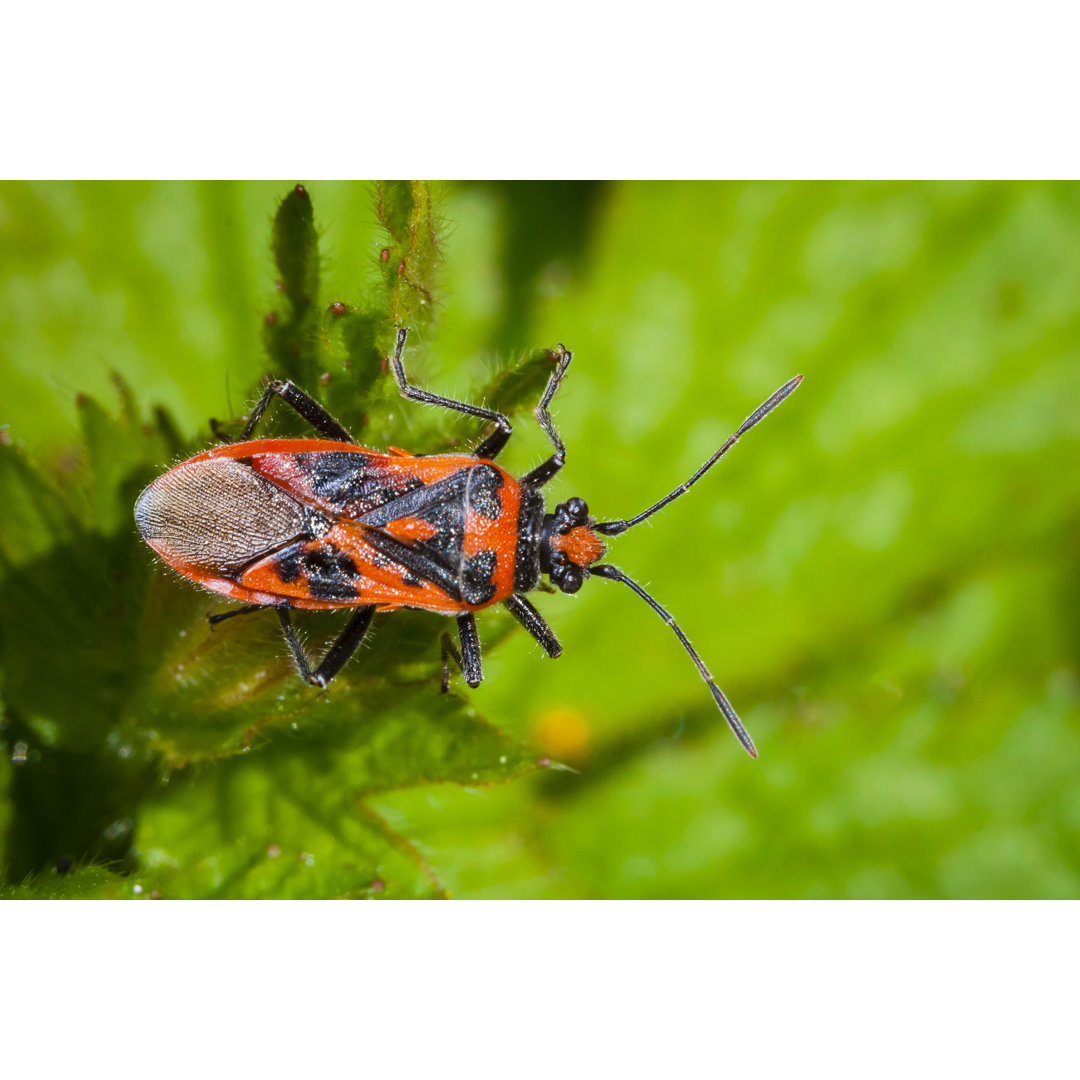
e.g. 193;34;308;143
559;566;584;594
565;496;589;523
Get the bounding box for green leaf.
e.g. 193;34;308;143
264;183;321;385
128;687;541;899
322;306;385;404
376;180;440;335
1;865;139;900
481;346;564;420
0;182;540;897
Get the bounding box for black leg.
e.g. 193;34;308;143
315;606;378;684
456;612;483;687
277;606;375;688
390;327;513;460
439;632;462;694
439;613;484;690
240;380;354;443
519;344;572;487
209;418;234;444
208;603;263;626
504;594;562;658
440;613;488;686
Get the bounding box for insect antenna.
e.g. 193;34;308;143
594;374;803;537
590;564;759;758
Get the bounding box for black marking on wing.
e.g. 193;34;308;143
275;542;359;600
461;550;497;605
360;528;462;602
358;468;469;569
351;464;505;606
357;469;468;527
467;464;504;521
293;451;424;516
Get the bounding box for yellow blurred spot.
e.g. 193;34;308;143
532;706;591;764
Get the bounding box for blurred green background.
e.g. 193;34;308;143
1;181;1078;898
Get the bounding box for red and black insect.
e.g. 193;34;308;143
135;328;801;757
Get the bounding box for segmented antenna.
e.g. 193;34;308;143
591;373;803;755
595;374;803;537
590;564;758;756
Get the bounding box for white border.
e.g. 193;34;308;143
3;902;1076;1077
4;2;1079;178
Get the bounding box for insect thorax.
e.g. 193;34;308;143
514;485;546;593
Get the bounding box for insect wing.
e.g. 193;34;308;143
185;443;519;613
136;455;307;576
247;445;429;519
239;521;465;614
357;461;518;609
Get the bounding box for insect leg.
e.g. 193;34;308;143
277;606;375;688
439;613;484;691
456;612;483;687
439;633;463;693
207;603;263;626
390;327;513;460
277;608;318;683
209;418;234;444
314;606;377;685
520;344;572;487
240;380;354;443
503;594;563;658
